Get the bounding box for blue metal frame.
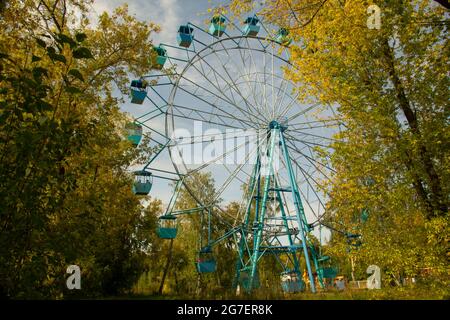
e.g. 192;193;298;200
126;12;334;294
231;121;317;293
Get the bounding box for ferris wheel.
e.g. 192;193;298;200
126;13;344;294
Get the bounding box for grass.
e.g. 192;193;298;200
119;283;449;300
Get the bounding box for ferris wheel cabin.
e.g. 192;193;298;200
152;45;167;69
130;79;147;104
275;28;292;46
126;122;143;147
157;215;177;239
177;25;194;48
316;255;338;280
238;267;260;291
196;246;217;273
209;15;226;37
132;170;153;195
280;271;305;293
243;16;260;37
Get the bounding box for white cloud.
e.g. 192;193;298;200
90;0;181;44
156;0;182;45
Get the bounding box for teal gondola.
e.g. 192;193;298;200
132;170;153;195
196;246;217;273
243;16;260;37
157;214;177;239
275;28;292;46
130;79;147;104
317;255;339;280
209;15;226;37
317;267;338;279
177;25;194;48
126;122;143;146
280;271;305;293
239;267;260;291
152;45;167;69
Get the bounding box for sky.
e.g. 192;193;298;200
91;0;213;45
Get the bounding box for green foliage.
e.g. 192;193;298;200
0;0;161;298
72;47;93;59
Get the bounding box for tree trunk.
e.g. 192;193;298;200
350;256;355;282
196;273;203;297
383;41;447;218
174;270;179;294
403;148;434;212
158;238;174;295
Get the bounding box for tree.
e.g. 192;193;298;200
0;0;161;298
